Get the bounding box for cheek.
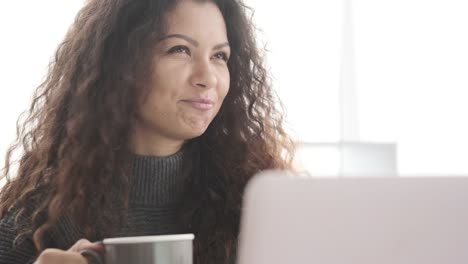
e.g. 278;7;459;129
139;78;180;123
149;63;184;102
219;69;230;99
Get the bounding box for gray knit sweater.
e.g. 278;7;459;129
0;151;187;264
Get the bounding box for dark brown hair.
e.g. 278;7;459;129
0;0;294;263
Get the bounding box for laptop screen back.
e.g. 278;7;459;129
237;171;468;264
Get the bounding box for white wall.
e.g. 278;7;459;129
0;1;84;163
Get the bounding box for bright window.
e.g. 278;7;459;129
251;0;468;176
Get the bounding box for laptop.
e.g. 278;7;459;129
236;170;468;264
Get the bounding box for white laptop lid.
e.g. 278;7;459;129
237;170;468;264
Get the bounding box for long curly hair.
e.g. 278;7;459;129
0;0;294;263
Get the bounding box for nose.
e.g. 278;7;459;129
189;59;217;89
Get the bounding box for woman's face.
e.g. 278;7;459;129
136;0;230;144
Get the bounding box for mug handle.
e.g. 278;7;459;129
80;248;104;264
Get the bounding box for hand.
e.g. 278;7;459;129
34;239;104;264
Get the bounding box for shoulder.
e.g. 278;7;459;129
0;187;54;263
0;206;41;264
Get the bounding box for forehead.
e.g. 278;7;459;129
163;0;227;40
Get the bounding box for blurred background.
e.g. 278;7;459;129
1;0;467;179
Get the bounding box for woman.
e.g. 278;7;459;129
0;0;294;263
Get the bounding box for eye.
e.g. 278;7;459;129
212;52;229;62
167;45;191;55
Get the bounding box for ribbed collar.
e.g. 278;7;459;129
129;150;186;206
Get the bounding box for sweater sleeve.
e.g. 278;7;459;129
0;209;40;264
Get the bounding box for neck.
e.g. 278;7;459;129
130;126;184;157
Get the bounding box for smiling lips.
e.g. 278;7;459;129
181;98;215;110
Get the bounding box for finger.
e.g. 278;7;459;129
69;239;104;253
35;248;87;264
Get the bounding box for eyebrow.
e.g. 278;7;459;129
160;34;230;50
